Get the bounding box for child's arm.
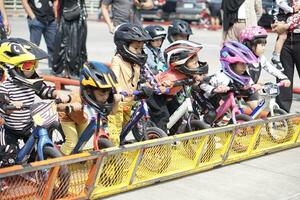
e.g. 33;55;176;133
199;73;230;97
36;82;71;103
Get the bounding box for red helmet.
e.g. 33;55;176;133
164;40;208;76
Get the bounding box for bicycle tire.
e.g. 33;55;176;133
266;108;293;143
132;120;156;142
229;114;256;153
98;138;114;149
184;120;215;161
140;127;171;173
43;146;70;199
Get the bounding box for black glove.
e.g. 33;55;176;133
134;86;154;100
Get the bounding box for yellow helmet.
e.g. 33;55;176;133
80;61;118;116
0;38;48;67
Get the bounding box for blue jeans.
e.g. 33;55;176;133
27;18;56;69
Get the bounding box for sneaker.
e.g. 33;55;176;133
271;58;284;71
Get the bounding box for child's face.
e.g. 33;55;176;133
232;62;247;75
254;43;266;57
186;54;199;69
128;41;144;55
172;34;188;41
150;38;163;48
93;89;111;104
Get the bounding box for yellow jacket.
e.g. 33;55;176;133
111;54;141;106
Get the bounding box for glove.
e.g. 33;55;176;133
134;86;154;100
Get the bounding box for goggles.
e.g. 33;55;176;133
19;60;38;72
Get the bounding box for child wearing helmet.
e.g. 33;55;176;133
57;61;119;155
239;26;291;88
196;41;262;124
0;38;70;148
161;20;193;52
108;23;151;145
147;40;208;133
144;25;167;74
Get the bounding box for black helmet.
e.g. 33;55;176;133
145;25;167;40
0;38;48;92
80;61;118;116
114;23;151;66
164;40;208;76
167;20;193;43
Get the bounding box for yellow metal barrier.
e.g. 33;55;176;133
0;114;299;200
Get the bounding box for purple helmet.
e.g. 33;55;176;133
220;41;258;85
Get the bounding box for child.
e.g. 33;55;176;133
144;24;167;74
0;38;70;148
108;23;151;146
147;40;208;134
272;0;300;70
239;26;291;87
195;41;261;124
161;19;193;52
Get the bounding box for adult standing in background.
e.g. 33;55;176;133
22;0;58;69
0;0;11;39
221;0;263;42
272;17;300;112
101;0;154;34
52;0;88;78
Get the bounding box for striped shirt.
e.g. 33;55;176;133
0;79;55;132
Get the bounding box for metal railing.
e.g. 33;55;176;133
0;113;299;200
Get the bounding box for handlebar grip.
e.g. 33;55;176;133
55;98;63;104
65;105;74;114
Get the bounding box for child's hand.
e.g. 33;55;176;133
251;84;263;91
280;79;291;87
114;93;123;102
70;102;82;112
161;80;173;87
213;85;230;93
193;74;205;82
158;86;169;94
0;117;5;125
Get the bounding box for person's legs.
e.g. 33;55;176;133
147;95;169;132
166;97;181;135
276;37;294;112
27;18;44;46
60;122;79;155
44;20;57;69
272;33;287;71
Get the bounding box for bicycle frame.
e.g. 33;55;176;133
215;92;241;124
119;99;149;145
16;127;54;163
167;85;194;130
71;118;96;154
245;92;280;119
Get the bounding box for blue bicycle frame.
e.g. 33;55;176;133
119;99;150;145
239;99;266;119
71;118;96;154
16;127;54;163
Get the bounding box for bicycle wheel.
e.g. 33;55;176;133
132;120;156;141
266;108;293;143
229;114;256;153
140;127;171;173
43;146;70;199
183;120;215;161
